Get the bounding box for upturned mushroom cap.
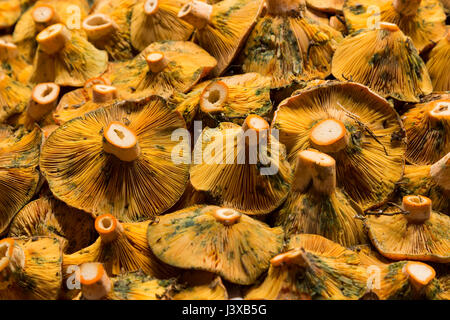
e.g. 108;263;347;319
426;32;450;92
179;0;264;77
40;96;189;221
147;205;284;285
0;72;31;122
343;0;446;52
8;197;96;254
246;234;367;300
0;126;41;234
0;237;62;300
366;195;450;263
332;24;433;102
240;0;342;89
190;120;291;215
276;149;367;246
403;98;450;165
131;0;194;51
273;81;406;210
104;40;217;99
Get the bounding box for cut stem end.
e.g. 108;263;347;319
144;0;159;15
200;81;229;113
83;14;118;42
28;83;60;121
95;214;124;243
178;1;212;29
402;195;432;224
146;52;168;73
92;85;117;103
36;24;71;55
79;262;112;300
404;261;435;290
310;119;349;153
212;208;241;226
103;122;141;162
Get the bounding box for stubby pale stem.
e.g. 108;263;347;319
92;85;117;103
178;1;212;29
28;83;60;121
403;261;435;292
200;81;229;114
211;208;241;226
32;4;60;31
379;22;400;32
0;40;18;60
36;24;72;55
402;195;432;224
103;122;141;162
83;14;118;43
95;214;124;243
292;149;336;194
428;99;450;127
146;52;168;73
309;119;349;153
242;114;270;145
79;262;112;300
393;0;422;16
144;0;159;15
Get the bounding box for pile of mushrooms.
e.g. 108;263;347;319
0;0;448;300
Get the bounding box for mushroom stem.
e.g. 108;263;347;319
211;208;241;226
27;83;60;121
403;261;435;292
144;0;159;15
292;149;336;194
103;122;141;162
428;99;450;127
178;0;212;29
430;152;450;191
199;81;229;114
266;0;305;15
32;4;60;31
402;195;432;224
36;24;71;55
146;52;168;73
242;114;270;146
0;239;25;285
95;214;124;243
92;85;117;103
378;22;400;32
309;119;349;153
79;263;112;300
393;0;421;16
84;77;110;89
270;249;307;267
82;14;118;43
0;40;18;60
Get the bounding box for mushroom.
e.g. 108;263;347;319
0;237;62;300
276;149;367;246
130;0;194;52
365;195;450;263
306;0;344;14
240;0;343;90
0;71;31;123
398;152;450;214
403;98;450;165
30;23;108;87
103;40;217;99
245;234;368;300
178;0;264;77
0;125;41;234
426;30;450;92
343;0;446;52
0;0;22;30
8;196;97;254
0;39;32;83
331;22;433;102
147;205;284;285
77;263;177;300
63;214;178;280
175;72;272;127
172;271;228;300
273;81;406;210
190;116;292;215
40;96;189;221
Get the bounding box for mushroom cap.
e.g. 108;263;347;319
40;96;189;221
9;197;97;254
403;98;450;165
190;121;292;215
365;207;450;263
343;0;446;52
273;81;406;210
188;0;264;77
331;25;433;102
0;73;31;122
30;27;108;87
104;40;217;99
306;0;344;13
130;0;194;52
241;11;342;89
0;0;21;29
147;205;284;285
0;237;62;300
0;126;41;234
172;271;228;300
426;33;450;92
